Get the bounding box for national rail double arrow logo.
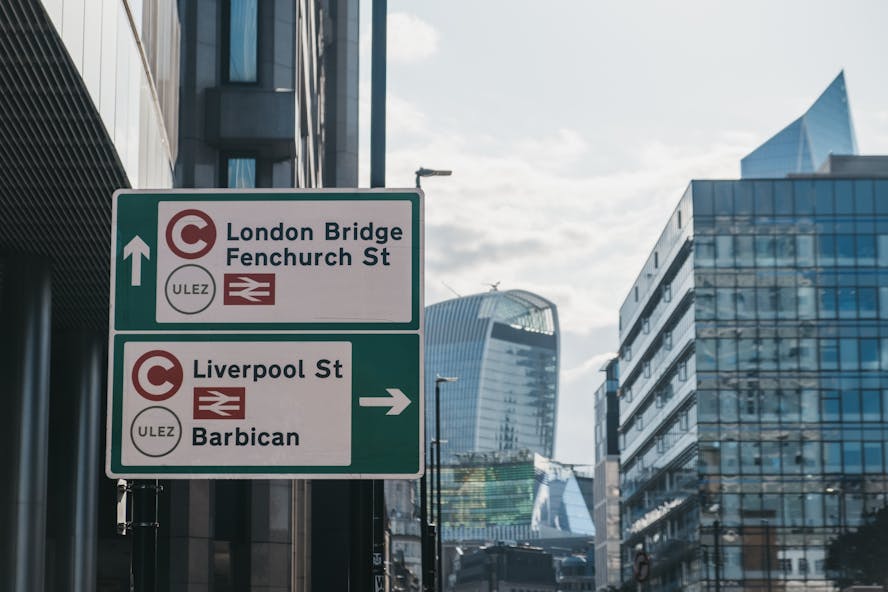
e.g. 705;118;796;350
224;273;276;305
193;387;246;419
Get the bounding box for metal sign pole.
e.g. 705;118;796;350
370;0;387;590
131;480;161;592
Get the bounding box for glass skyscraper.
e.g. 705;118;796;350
439;451;595;543
425;289;560;462
741;72;858;179
618;173;888;591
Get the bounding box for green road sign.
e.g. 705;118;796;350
106;189;424;479
106;333;422;478
111;189;422;331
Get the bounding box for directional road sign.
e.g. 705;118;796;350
106;333;422;478
106;189;423;479
110;190;421;331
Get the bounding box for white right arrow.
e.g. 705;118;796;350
123;236;150;287
359;388;411;416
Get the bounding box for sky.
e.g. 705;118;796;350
357;0;888;465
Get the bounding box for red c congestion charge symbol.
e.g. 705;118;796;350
132;350;184;401
166;209;217;259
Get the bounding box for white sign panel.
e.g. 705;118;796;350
155;200;414;324
120;340;352;468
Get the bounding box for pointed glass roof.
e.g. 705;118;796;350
741;72;857;179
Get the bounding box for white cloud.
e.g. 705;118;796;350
370;92;751;465
361;12;440;64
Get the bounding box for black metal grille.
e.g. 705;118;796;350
0;0;130;330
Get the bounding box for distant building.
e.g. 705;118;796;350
425;289;560;462
593;357;621;591
558;555;596;591
453;544;556;592
741;72;857;179
618;162;888;590
439;451;594;543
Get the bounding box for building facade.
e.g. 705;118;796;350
0;0;357;590
0;1;178;589
439;451;595;543
170;1;358;590
425;289;560;463
741;72;857;180
618;172;888;591
453;544;556;592
593;357;622;591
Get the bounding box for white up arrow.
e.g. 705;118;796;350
359;388;411;416
123;236;150;287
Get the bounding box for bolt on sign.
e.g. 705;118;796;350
107;190;423;479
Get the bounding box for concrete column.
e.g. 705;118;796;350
46;332;102;592
0;255;53;592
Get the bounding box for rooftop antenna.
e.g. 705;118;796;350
441;281;462;298
485;281;501;292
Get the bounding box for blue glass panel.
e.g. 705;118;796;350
864;442;883;472
693;181;714;216
839;339;858;370
861;390;880;421
824;442;842;472
857;234;875;266
822;392;840;421
774;181;793;215
835;180;853;214
794;181;815;215
814;182;833;214
875;181;888;214
229;0;258;82
227;157;256;188
818;235;835;266
860;339;879;371
844;442;863;474
855;180;874;213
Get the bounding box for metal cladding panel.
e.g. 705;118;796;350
0;0;130;330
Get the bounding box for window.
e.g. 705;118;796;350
643;360;651;378
678;360;688;381
227;157;256;188
227;0;258;83
642;317;650;334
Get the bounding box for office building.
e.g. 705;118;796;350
170;1;357;590
439;451;595;543
452;544;556;592
0;1;178;589
0;1;357;590
618;165;888;591
425;289;560;462
741;72;857;179
593;357;621;591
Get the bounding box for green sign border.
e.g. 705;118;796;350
107;332;422;478
112;190;422;332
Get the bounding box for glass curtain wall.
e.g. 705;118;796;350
692;179;888;592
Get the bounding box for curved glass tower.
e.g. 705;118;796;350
741;71;858;179
425;289;560;462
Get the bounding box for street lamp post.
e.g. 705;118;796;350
415;167;452;188
434;376;457;592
